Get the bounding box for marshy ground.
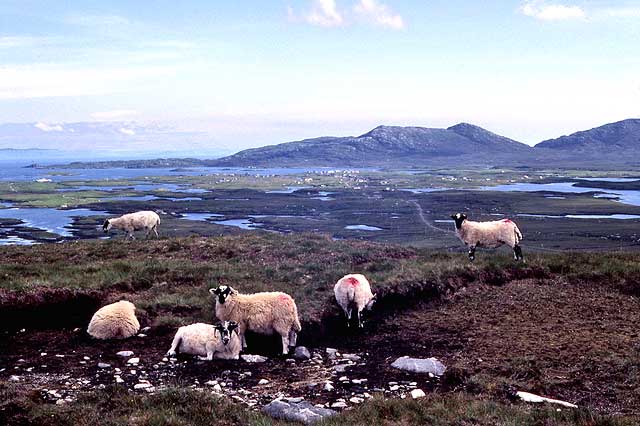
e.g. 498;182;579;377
2;234;640;425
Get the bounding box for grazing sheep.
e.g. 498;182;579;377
87;300;140;340
209;286;302;355
334;274;377;328
451;213;524;261
166;321;241;360
103;211;160;239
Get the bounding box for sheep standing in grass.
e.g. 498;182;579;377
451;213;524;261
87;300;140;340
334;274;377;328
166;321;241;360
103;211;160;239
209;286;302;355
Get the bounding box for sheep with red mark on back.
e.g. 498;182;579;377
334;274;377;328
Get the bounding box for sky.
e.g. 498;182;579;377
0;0;639;152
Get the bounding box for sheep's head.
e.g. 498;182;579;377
365;293;377;311
450;213;467;230
214;321;239;345
102;219;112;232
209;285;234;304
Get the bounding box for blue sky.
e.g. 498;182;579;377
1;0;639;151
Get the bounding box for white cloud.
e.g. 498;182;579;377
91;110;138;120
35;122;64;132
354;0;405;30
306;0;344;27
119;127;136;136
520;1;586;21
0;36;54;49
65;14;130;27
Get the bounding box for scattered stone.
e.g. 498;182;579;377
127;358;140;365
55;399;66;405
349;397;364;404
390;356;446;376
9;376;20;382
134;383;152;390
137;334;147;337
325;348;338;360
263;399;337;425
351;379;367;384
293;346;311;360
40;352;47;356
83;356;90;361
411;389;426;399
258;379;270;385
285;358;296;363
331;401;348;408
55;354;65;358
97;363;111;369
212;384;223;392
516;391;578;408
241;354;268;363
333;364;350;373
162;357;168;362
205;380;218;386
323;383;335;391
141;327;151;332
389;385;400;391
342;354;361;362
338;376;349;382
115;376;124;384
117;351;134;357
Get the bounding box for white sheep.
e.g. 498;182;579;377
451;213;524;261
334;274;377;328
209;285;302;355
103;211;160;239
166;321;241;360
87;300;140;340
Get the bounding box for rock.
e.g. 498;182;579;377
241;354;268;363
127;358;140;365
323;383;335;391
263;399;337;425
389;385;400;391
330;401;348;408
342;353;362;362
516;391;578;408
411;389;426;399
212;384;223;392
137;333;147;337
9;376;20;382
134;383;152;390
325;348;338;360
117;351;134;357
258;379;270;385
351;379;367;384
55;399;66;405
338;376;349;382
205;380;218;386
333;364;350;373
97;363;111;369
293;346;311;360
349;397;364;404
390;356;446;376
141;327;151;332
286;397;304;403
115;377;124;384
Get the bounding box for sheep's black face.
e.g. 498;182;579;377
102;219;111;232
450;213;467;230
215;321;238;345
210;286;232;304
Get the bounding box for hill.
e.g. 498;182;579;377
535;119;640;162
209;123;532;168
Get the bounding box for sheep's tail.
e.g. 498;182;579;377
513;224;523;243
292;307;302;332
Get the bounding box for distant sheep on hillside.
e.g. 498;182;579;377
103;211;160;239
87;300;140;340
451;213;523;261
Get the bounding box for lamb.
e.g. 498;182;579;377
166;321;241;360
87;300;140;339
334;274;377;328
103;210;160;239
209;285;302;355
451;212;524;261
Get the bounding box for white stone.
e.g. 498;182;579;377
117;351;134;357
127;357;140;365
324;383;335;391
331;401;348;408
258;379;270;385
97;363;110;368
411;389;426;399
349;397;364;404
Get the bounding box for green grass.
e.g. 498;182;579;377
2;383;637;426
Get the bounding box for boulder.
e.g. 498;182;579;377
263;399;337;425
293;346;311;360
390;357;446;376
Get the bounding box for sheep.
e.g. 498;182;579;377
166;321;241;360
334;274;377;328
103;210;160;239
450;213;524;261
87;300;140;340
209;285;302;355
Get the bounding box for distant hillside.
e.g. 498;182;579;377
536;119;640;154
209;123;532;167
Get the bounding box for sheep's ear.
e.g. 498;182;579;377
450;214;456;219
209;287;218;295
228;321;238;330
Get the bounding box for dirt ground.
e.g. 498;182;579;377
2;273;640;416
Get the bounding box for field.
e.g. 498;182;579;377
2;234;640;425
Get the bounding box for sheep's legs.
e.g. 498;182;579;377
357;310;364;328
153;226;159;238
513;245;524;262
240;332;247;350
166;335;181;357
343;307;352;327
468;245;476;262
281;334;290;355
288;329;298;347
